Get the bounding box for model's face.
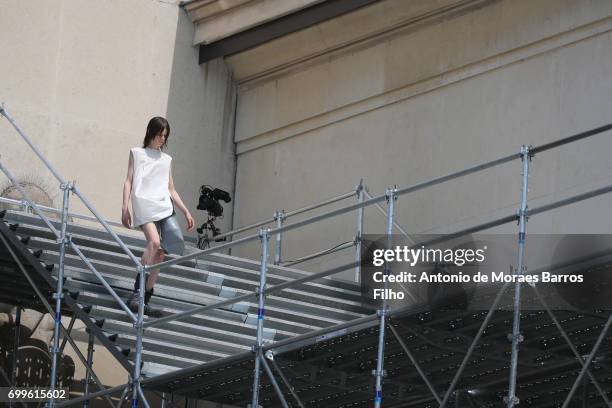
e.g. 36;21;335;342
150;129;168;149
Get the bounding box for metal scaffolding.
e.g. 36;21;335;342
1;101;612;407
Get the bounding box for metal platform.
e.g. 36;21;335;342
0;210;370;378
3;103;612;407
4;210;612;407
141;287;612;407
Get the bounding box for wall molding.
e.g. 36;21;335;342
236;16;612;156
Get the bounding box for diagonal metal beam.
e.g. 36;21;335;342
530;285;611;407
55;384;128;408
58;315;77;354
561;312;612;408
268;354;306;408
260;354;289;408
115;386;130;408
0;230;117;408
395;317;541;368
389;323;442;405
438;281;510;408
137;385;151;408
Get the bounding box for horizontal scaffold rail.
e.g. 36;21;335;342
2;97;612;407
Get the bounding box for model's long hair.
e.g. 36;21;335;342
142;116;170;150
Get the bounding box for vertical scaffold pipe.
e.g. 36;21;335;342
9;307;21;408
49;182;72;408
374;187;396;408
355;179;364;282
274;212;284;265
506;145;531;408
131;264;146;408
83;331;94;408
251;228;270;408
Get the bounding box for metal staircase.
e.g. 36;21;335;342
0;209;369;379
3;101;612;407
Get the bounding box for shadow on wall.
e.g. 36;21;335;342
165;7;237;253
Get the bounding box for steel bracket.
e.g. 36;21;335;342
56;233;72;245
59;182;74;192
503;395;520;406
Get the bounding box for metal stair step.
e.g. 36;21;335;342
90;304;276;348
102;319;250;357
16;222;363;303
30;238;366;312
65;277;339;331
6;211;362;296
37;250;366;323
1;210;374;381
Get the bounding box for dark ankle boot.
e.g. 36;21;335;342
128;273;147;313
144;287;153;304
143;288;163;318
127;274;163;318
127;290;140;313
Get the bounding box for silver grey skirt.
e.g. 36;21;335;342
151;214;185;256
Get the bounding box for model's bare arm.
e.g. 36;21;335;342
169;168;194;231
121;151;134;228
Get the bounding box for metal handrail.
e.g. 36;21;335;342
284;190;356;218
0;196;127;230
0;181;356;247
3;99;612;406
363;188;414;243
282;240;354;267
1;104;141;267
213;189;357;241
0;196;205;246
144;257;360;328
143;179;612;330
0;187;363;270
1;103;148;407
144;121;612;271
0;164;60;237
0;161;138;323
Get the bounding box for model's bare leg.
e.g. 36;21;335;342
128;223;164;317
146;249;165;290
140;223;161;290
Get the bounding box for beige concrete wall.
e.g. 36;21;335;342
0;0;236;236
0;0;236;394
231;0;612;277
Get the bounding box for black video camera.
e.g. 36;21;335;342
197;186;231;217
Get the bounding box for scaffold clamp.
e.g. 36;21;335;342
504;395;520;406
258;228;270;240
56;233;73;245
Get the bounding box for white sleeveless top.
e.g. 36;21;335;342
130;147;174;227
